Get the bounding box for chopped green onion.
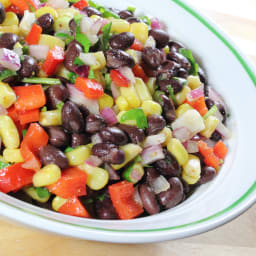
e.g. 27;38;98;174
67;72;78;84
153;90;165;103
0;162;11;169
179;48;199;76
134;155;143;163
104;73;112;91
56;101;64;111
167;85;178;105
20;55;25;62
88;68;95;79
140;16;151;25
55;33;74;44
74;14;83;27
102;22;112;51
22;77;61;85
127;6;136;12
22;45;29;54
203;105;218;120
76;33;91;53
0;69;17;81
41;106;47;112
65;147;74;153
120;108;148;129
22;129;27;138
36;187;50;198
102;9;119;19
74;57;84;67
123;163;144;183
88;0;98;8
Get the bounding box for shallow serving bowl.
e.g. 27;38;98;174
1;0;256;244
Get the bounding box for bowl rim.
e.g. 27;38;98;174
1;0;256;243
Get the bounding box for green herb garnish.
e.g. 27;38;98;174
22;129;27;138
127;6;136;12
140;16;151;25
55;33;74;45
22;45;29;54
179;48;199;75
120;108;148;129
102;22;112;51
104;73;112;91
0;162;11;169
203;105;218;120
0;69;17;81
167;85;178;105
96;194;105;202
65;147;74;153
102;9;119;19
88;68;95;79
67;72;78;84
41;106;47;112
68;0;79;3
74;57;84;67
22;77;61;85
76;33;91;53
56;101;64;111
153;90;165;103
36;187;50;198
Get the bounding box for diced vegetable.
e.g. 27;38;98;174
110;70;129;87
39;109;62;126
186;96;208;116
120;85;141;108
19;108;40;125
141;144;165;165
167;138;188;166
123;163;144;184
0;82;16;108
182;154;201;184
200;115;219;139
24;187;51;203
25;23;42;45
213;140;228;160
65;145;91;166
3;148;24;163
141;100;162;116
151;175;170;194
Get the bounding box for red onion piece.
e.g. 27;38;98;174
0;48;21;71
145;36;156;48
111;82;121;99
104;163;120;181
100;107;118;125
204;139;216;148
187;86;204;101
91;18;104;35
173;127;192;143
74;65;90;78
29;45;49;60
119;66;135;85
186;140;199;153
91;133;102;144
48;0;69;8
141;144;165;165
150;17;165;30
84;155;103;167
134;186;143;207
0;104;7;116
208;87;228;113
152;175;170;194
143;134;166;148
216;122;231;139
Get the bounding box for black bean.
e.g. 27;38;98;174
141;62;158;77
146;115;166;135
104;163;120;181
109;32;135;50
36;13;54;34
45;84;69;110
0;33;19;49
198;166;216;185
19;55;38;78
71;133;90;148
198;66;207;85
142;47;164;69
118;10;133;19
205;98;215;110
146;167;160;187
62;101;85;133
95;196;118;219
105;49;135;69
47;126;69;148
92;143;125;164
149;29;170;49
168;41;185;53
0;3;6;24
69;19;76;36
158;77;185;95
216;103;227;123
39;145;69;169
99;127;128;146
154;149;181;177
159;94;176;123
2;74;20;85
167;51;191;71
78;105;90;119
177;68;189;79
139;184;160;215
126;17;142;24
86;114;106;134
118;124;145;144
157;60;180;80
83;6;102;17
210;130;222;142
158;177;184;209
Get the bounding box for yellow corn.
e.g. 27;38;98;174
112;144;142;170
3;149;24;163
134;78;152;102
163;45;170;55
176;103;193;117
0;0;11;8
146;77;156;95
159;127;173;146
2;12;19;26
182;154;201;184
110;18;130;33
141;100;162;116
0;81;16;108
200;116;219;139
39;110;62;126
120;85;141;108
167;138;188;166
52;196;67;211
98;94;114;111
116;96;130;111
0;115;20;149
33;164;61;187
175;85;191;105
65;145;91;166
79;163;109;190
35;7;59;20
93;70;106;87
56;8;79;18
53;15;72;33
24;187;51;203
126;49;141;64
0;25;19;34
130;22;148;44
39;34;65;49
117;111;137;126
92;51;106;70
187;75;202;90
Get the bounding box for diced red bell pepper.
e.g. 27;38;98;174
18;108;40;125
75;77;104;99
73;0;89;10
132;64;149;82
5;4;24;15
42;46;65;76
0;163;34;193
130;38;144;51
10;0;29;12
13;85;46;112
186;96;208;116
109;181;144;220
213;140;228;160
58;197;90;218
25;23;42;45
47;167;87;198
110;70;129;87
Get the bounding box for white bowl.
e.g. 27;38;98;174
1;0;256;243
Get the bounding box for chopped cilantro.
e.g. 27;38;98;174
140;16;151;25
0;162;11;169
167;85;178;105
56;101;64;111
153;90;165;103
120;108;148;129
65;147;74;153
0;69;17;81
102;9;119;19
127;6;136;12
102;22;112;51
41;106;47;112
96;194;105;202
74;57;84;67
36;187;50;198
179;48;199;75
104;73;112;91
22;129;27;138
76;33;91;53
74;14;83;27
88;68;95;79
20;55;25;62
55;33;74;45
67;72;78;84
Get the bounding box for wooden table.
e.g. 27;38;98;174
1;1;256;255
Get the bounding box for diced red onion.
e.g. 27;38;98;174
216;122;231;139
119;66;135;85
173;127;192;143
208;87;228;113
134;186;143;206
48;0;69;8
91;18;104;35
29;45;49;60
214;108;224;122
141;144;165;165
152;175;170;194
0;48;21;71
79;52;97;66
74;65;90;78
81;16;98;45
67;83;99;114
143;134;166;148
145;36;156;48
84;155;103;167
111;82;121;99
91;133;102;144
32;0;41;8
100;107;118;125
0;104;7;116
187;86;204;101
204;139;216;148
150;17;165;30
186;140;199;153
104;163;120;181
99;19;110;33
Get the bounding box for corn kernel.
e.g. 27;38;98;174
0;115;20;149
182;154;201;184
117;111;137;126
110;19;130;33
0;25;19;34
53;16;72;33
92;51;106;70
159;127;173;146
187;75;202;90
39;34;65;49
24;187;50;203
98;94;114;111
200;116;219;139
134;78;152;102
141;100;162;116
176;103;193;117
35;7;59;20
39;110;62;126
175;85;191;105
56;64;70;80
130;22;148;44
120;85;141;108
79;163;109;190
2;12;19;26
0;81;16;108
65;145;91;166
52;196;67;211
126;49;141;64
112;144;142;170
0;0;11;8
116;96;129;111
33;164;61;187
167;138;188;166
93;70;105;87
146;77;156;95
163;45;170;54
56;8;79;18
3;149;24;163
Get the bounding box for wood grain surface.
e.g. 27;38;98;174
1;1;256;255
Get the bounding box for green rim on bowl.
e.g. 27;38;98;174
1;0;256;233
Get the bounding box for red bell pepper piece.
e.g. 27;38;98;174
109;181;144;220
75;77;104;99
10;0;29;12
132;63;149;82
58;197;90;218
73;0;89;10
42;46;65;76
185;96;208;116
5;4;24;15
130;38;144;51
0;163;34;193
13;85;46;112
25;23;42;45
110;70;129;87
213;140;228;160
47;167;87;198
18;108;40;125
